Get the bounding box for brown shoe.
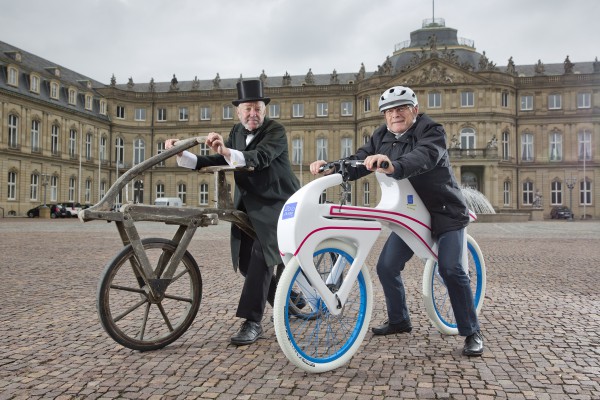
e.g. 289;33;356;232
371;319;412;335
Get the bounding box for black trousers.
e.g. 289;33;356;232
235;232;280;322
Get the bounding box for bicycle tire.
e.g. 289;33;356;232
273;239;373;373
422;234;486;335
97;238;202;351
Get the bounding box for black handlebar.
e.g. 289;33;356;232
318;159;390;173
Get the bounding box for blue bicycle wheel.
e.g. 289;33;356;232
273;239;373;373
423;234;486;335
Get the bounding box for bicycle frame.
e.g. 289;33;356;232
278;169;475;315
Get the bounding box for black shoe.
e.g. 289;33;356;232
230;320;263;346
371;319;412;335
462;330;484;357
290;289;306;309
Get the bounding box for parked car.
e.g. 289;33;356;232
27;204;68;218
550;206;574;219
62;201;83;217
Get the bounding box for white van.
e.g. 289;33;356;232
154;197;183;207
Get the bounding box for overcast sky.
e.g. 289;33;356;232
1;0;598;85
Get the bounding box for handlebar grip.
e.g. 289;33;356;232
318;163;335;173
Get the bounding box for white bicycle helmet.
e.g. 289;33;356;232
378;86;418;112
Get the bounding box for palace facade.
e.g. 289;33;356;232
1;18;599;219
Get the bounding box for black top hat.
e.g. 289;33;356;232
232;79;271;106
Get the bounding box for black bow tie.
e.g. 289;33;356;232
243;129;255;136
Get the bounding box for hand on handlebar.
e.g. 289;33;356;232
363;155;393;173
310;160;333;175
206;132;231;158
165;138;184;157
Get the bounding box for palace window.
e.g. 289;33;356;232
551;181;562;205
292;103;304;118
341;101;353;116
549;131;562;161
522;181;534;205
157;108;167;121
428;92;441;108
521;132;534;162
577;92;591;109
199;183;209;205
8;114;19;148
316;102;328;117
520;95;533;110
548;93;562;110
316;138;328;160
460;91;474;107
200;106;211;120
31;120;40;152
268;103;280;118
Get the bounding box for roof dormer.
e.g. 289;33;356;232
45;67;61;77
4;51;22;62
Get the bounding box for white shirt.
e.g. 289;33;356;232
176;133;254;169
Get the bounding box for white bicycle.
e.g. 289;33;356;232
273;159;486;373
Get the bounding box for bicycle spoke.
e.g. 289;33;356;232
138;302;151;340
113;298;148;322
156;302;175;332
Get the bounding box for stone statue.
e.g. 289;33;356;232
170;74;179;90
534;59;545;75
127;77;134;89
110;74;116;86
450;134;460;149
305;68;315;85
282;71;292;86
212;73;221;89
506;57;516;75
148;78;155;92
563;55;574;74
594;57;600;73
259;70;267;84
533;191;542;208
192;76;200;90
487;135;498;149
330;69;339;84
355;63;365;81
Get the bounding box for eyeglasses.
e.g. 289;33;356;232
384;104;413;115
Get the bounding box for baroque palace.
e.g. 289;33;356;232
1;18;599;219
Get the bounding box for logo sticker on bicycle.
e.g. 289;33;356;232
281;202;298;220
406;194;417;210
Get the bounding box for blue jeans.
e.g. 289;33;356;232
376;228;480;336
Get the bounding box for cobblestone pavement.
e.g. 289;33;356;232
1;218;599;399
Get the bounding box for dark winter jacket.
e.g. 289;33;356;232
344;113;469;237
194;117;300;268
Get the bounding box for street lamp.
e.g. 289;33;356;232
565;177;576;221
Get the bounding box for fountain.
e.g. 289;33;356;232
460;187;530;222
461;187;496;214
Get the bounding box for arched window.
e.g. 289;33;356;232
199;183;209;205
115;137;124;166
134;138;145;165
549;130;562;161
460;128;476;151
501;131;510;161
503;180;511;206
8;114;19;148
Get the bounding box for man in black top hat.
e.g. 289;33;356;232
165;79;300;346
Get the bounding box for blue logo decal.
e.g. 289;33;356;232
407;195;414;205
281;202;298;220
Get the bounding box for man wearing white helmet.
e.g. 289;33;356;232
309;85;484;357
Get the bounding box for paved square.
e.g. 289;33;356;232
1;218;599;399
